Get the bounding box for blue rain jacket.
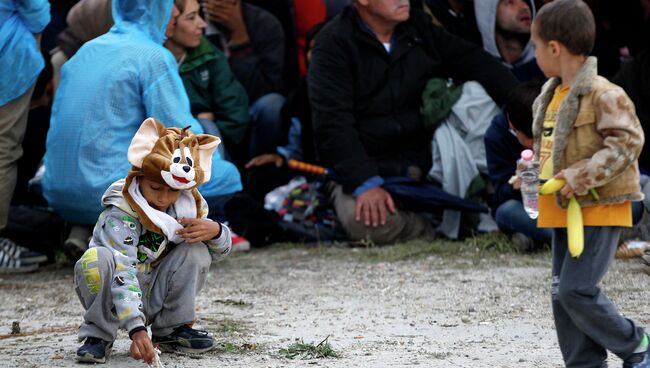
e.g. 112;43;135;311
44;0;241;225
0;0;50;105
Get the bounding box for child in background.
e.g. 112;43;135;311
74;118;231;364
531;1;648;367
485;80;552;252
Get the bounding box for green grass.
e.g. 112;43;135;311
213;341;257;354
259;232;551;268
213;318;248;335
277;336;339;360
356;232;518;263
201;317;250;336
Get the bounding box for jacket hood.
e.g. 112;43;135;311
111;0;172;44
102;179;127;208
474;0;536;68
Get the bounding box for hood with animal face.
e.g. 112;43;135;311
122;117;220;233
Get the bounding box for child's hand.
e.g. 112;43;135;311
508;175;522;190
555;172;574;199
177;218;221;244
130;330;155;364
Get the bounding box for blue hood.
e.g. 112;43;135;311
111;0;172;44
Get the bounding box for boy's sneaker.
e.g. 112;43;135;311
511;233;534;252
152;325;214;354
231;232;250;253
0;237;47;264
624;344;650;368
76;337;113;363
0;247;38;274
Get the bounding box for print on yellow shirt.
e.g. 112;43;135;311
538;86;569;181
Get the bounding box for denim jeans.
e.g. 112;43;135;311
495;199;553;245
248;93;286;158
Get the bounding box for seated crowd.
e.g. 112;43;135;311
1;0;649;268
3;0;650;365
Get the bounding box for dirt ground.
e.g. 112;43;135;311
1;240;650;368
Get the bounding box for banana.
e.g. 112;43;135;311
539;178;566;195
567;196;584;258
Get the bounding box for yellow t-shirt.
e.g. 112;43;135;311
537;85;631;228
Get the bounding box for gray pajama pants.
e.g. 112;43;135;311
551;226;644;367
74;243;211;342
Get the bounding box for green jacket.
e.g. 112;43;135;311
180;37;249;144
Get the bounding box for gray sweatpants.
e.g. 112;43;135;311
74;243;211;342
551;226;644;367
330;184;436;245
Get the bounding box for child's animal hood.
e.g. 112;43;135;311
122;117;220;233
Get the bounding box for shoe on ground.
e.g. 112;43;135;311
0;237;47;264
231;233;250;253
623;345;650;368
0;247;39;274
152;324;214;354
617;240;650;259
511;233;535;252
63;225;92;261
76;337;113;363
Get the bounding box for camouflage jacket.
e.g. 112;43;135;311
532;57;645;208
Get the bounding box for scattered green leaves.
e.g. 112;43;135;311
214;341;257;354
213;298;252;307
278;336;339;360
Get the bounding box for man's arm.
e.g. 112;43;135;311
428;24;519;106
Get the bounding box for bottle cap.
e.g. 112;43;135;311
521;149;534;161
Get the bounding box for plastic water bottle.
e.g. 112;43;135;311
518;149;539;219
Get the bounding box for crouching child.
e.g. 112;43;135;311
74;118;232;364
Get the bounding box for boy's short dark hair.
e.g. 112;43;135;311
504;80;544;138
534;0;595;56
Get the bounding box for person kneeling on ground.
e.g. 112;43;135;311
74;118;232;364
485;80;552;251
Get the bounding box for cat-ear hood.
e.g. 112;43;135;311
122;117;219;233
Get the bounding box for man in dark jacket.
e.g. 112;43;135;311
308;0;519;244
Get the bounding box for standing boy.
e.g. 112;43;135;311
74;119;232;364
531;1;648;367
